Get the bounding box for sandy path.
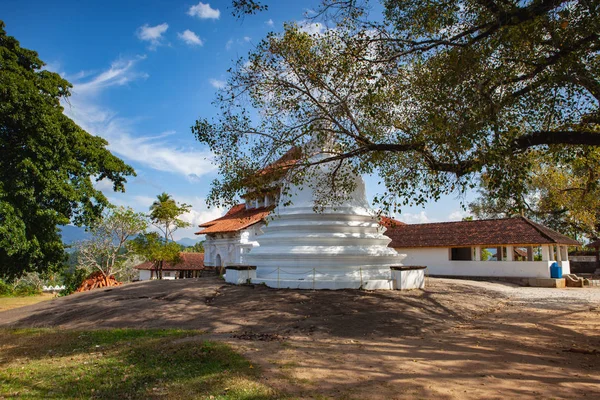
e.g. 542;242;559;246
1;277;598;399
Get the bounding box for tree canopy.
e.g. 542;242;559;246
0;22;135;279
132;193;190;279
194;0;599;218
76;206;147;278
469;148;600;241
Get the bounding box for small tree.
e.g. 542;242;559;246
149;193;191;241
132;193;190;279
76;206;147;279
130;232;182;279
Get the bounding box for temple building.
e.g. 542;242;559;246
197;148;579;288
386;217;579;278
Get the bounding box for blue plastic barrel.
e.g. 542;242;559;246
550;262;563;278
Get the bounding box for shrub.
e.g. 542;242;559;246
0;279;13;296
59;269;88;296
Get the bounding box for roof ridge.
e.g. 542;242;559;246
397;216;519;227
519;216;574;244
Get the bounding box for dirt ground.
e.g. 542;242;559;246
1;277;598;399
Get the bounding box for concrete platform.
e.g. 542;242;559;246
527;278;566;288
251;278;394;290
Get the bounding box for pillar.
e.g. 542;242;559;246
506;245;514;261
474;246;481;261
541;245;550;261
557;245;562;262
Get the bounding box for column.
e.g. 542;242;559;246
506;245;514;261
541;245;550;261
474;246;481;261
557;245;562;262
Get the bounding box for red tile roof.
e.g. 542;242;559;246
379;216;406;228
588;239;600;248
134;252;206;271
198;204;402;235
196;204;275;234
387;217;580;248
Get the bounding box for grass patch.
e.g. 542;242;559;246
0;328;279;399
0;294;55;312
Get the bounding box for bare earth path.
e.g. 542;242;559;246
1;277;598;399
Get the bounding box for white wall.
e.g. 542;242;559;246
139;270;152;281
396;247;570;278
204;224;263;267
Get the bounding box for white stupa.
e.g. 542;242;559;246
246;151;403;290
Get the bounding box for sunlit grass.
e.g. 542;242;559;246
0;294;55;312
0;328;279;399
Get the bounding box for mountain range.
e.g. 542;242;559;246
59;225;202;247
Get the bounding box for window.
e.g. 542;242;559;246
450;247;473;261
481;247;500;261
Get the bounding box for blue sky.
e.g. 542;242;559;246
4;0;474;240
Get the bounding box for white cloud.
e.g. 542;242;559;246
171;196;224;240
448;210;469;221
178;29;204;46
266;19;274;27
137;23;169;49
298;21;326;35
63;57;217;180
243;36;251;42
74;55;148;95
225;39;233;50
187;2;220;19
397;211;430;224
209;79;226;89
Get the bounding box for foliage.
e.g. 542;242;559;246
183;241;205;253
75;206;147;278
0;273;43;297
0;22;135;280
197;0;600;214
0;328;278;399
149;192;191;241
130;232;182;280
470;148;600;240
132;193;190;279
58;268;88;296
0;279;11;296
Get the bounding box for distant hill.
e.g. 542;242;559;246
59;225;91;245
59;225;201;248
177;237;203;247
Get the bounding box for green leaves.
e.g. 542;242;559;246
197;1;598;232
0;22;135;279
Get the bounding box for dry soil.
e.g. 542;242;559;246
0;276;598;399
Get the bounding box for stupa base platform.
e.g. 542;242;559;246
251;277;394;290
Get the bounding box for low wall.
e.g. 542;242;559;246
396;247;568;278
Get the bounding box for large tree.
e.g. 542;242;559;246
469;148;600;241
0;22;135;279
194;0;599;215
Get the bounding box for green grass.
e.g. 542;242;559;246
0;294;55;312
0;329;280;399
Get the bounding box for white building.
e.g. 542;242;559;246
386;217;579;278
197;203;274;269
135;252;207;280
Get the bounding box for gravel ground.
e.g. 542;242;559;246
433;278;600;303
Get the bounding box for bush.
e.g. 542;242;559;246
0;279;13;296
13;282;42;296
12;272;44;296
59;269;88;296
